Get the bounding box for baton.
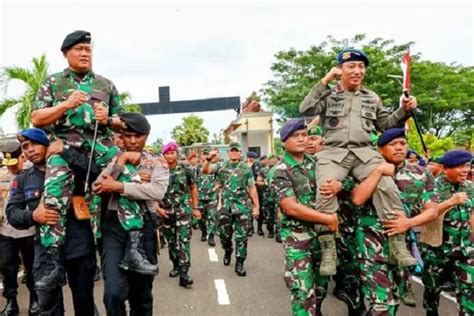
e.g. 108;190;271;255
84;119;100;193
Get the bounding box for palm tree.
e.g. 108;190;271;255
172;114;209;146
119;92;142;113
0;54;49;129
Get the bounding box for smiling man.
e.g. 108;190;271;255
299;49;418;275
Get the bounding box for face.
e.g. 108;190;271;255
268;157;277;166
340;61;366;90
306;135;323;155
21;140;47;165
379;137;408;165
189;157;198;165
443;162;470;184
201;152;209;162
164;151;178;164
260;159;268;167
247;157;255;164
408;153;419;164
122;131;147;152
228;148;241;161
427;162;442;177
64;43;92;73
284;129;308;154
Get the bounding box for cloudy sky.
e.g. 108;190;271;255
0;0;472;144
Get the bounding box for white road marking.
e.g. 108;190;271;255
208;248;219;262
0;270;24;291
411;275;457;304
214;279;230;305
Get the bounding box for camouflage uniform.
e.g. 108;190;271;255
357;161;438;315
258;166;277;234
34;69;122;246
421;176;473;315
209;160;254;260
161;162;196;269
196;164;218;238
272;152;329;315
266;164;282;241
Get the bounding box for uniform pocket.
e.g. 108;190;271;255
361;110;376;132
324;105;345;130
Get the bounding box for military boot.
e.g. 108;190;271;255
426;310;438;316
179;266;194;288
0;298;19;316
119;230;158;275
201;229;207;242
235;258;247;277
28;292;40;316
267;226;275;238
223;250;232;266
388;234;417;267
207;234;216;247
257;223;264;236
318;234;337;276
401;282;416;307
169;260;180;278
35;247;66;290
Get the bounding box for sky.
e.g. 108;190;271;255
0;0;472;144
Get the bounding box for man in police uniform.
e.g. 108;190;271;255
92;113;169;315
7;128;99;316
299;48;418;275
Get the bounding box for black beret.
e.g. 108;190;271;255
280;118;306;142
377;128;406;147
337;49;369;67
247;151;257;158
439;150;472;168
61;30;91;52
120;113;151;134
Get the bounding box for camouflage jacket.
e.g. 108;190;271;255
435;176;473;257
162;162;195;212
34;68;122;148
337;177;360;236
258;166;271;191
196;163;217;199
272;152;317;231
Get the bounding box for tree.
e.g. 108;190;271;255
119;92;142;113
406;119;454;157
171;114;209;146
0;54;49;129
149;137;164;153
262;34;474;142
211;132;223;144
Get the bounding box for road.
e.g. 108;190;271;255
1;229;459;315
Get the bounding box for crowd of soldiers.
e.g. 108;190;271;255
0;30;472;316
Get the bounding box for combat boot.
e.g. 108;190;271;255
223;250;232;266
119;230;158;275
35;247;66;290
179;266;194;287
388;234;417;267
169;260;180;278
207;234;216;247
201;229;207;242
318;234;337;276
267;226;275;239
426;310;438;316
257;223;264;236
401;282;416;307
28;292;40;316
235;258;246;277
0;298;18;316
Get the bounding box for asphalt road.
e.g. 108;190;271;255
0;227;459;315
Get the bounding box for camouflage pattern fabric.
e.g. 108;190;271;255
422;176;473;315
196;164;218;235
267;165;282;239
259;166;277;232
218;212;251;259
162;163;195;268
272;152;329;315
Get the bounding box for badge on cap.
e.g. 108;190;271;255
342;52;351;60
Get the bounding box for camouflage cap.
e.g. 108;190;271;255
308;126;323;136
228;142;241;150
202;145;212;153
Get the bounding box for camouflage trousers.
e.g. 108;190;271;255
281;227;329;316
162;207;192;268
199;197;218;236
218;211;250;260
421;245;474;315
262;196;277;231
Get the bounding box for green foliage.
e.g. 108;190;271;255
149;137;164;154
211;132;223;144
407;119;454;157
0;54;49;129
262;34;473;146
273;138;284;156
171;114;209;146
119;92;142;113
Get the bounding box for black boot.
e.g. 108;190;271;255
201;230;207;242
223;250;232;266
28;292;40;316
179;266;194;288
426;310;439;316
257;223;264;236
0;298;19;316
268;226;275;238
169;260;180;278
207;234;216;247
35;247;65;290
235;258;246;277
119;231;158;275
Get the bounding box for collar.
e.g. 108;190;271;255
62;68;96;79
283;151;306;168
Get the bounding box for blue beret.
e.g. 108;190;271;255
61;30;91;52
280;118;306;142
17;128;50;146
377;128;406;147
247;151;257;158
439;150;472;167
337;49;369;67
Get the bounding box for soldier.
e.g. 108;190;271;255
203;143;259;276
255;155;268;236
157;141;200;288
299;48;418;275
92;113;169;315
306;126;324;156
30;30;131;287
272;119;341;315
351;128;440;315
427;157;443;177
256;154;279;238
420;150;473;316
7;128;99;315
266;155;283;244
0;141;39;316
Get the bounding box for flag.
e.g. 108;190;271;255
400;50;411;131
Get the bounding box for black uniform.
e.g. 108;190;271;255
6;159;97;316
